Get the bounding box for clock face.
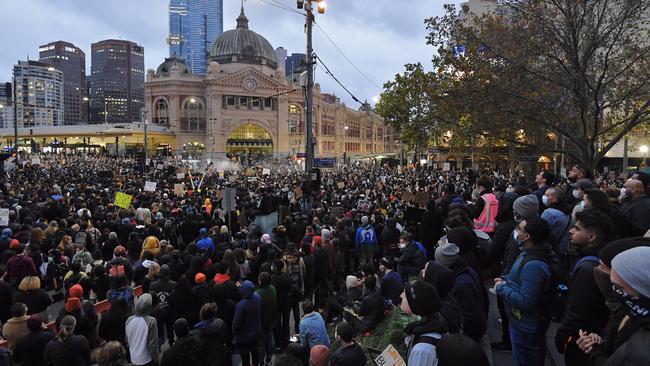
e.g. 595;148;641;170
244;78;257;91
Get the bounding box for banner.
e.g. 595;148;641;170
174;183;185;196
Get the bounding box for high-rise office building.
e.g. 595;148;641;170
0;82;12;129
38;41;87;124
285;53;307;83
12;61;64;127
89;39;144;123
168;0;223;75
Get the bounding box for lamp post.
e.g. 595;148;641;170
641;145;648;167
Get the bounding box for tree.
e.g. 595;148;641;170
423;0;650;171
380;1;650;171
376;63;438;157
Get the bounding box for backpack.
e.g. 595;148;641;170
74;231;90;247
517;252;567;321
415;241;427;256
360;226;375;245
109;287;134;308
109;260;126;277
289;262;304;296
571;255;599;279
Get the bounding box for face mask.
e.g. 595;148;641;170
513;229;524;248
578;201;585;209
593;267;621;313
541;195;549;206
572;190;581;199
619;188;628;200
613;284;650;318
514;213;524;224
399;242;407;249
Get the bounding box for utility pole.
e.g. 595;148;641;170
143;109;148;173
304;0;315;172
12;74;18;155
300;0;325;172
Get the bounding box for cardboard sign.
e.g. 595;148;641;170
402;191;414;202
114;192;133;209
327;178;334;186
174;183;185;196
414;191;430;206
337;182;345;189
176;173;185;179
374;344;406;366
144;181;157;192
443;162;451;171
156;164;164;170
262;168;271;175
0;208;9;226
31;157;41;165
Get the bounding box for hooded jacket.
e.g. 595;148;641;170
232;280;262;344
192;317;227;366
423;262;463;334
125;293;158;365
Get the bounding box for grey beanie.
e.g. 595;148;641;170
513;194;539;220
611;246;650;298
435;243;460;269
321;228;331;241
361;216;369;225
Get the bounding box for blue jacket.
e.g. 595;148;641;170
497;250;552;333
299;311;331;349
541;208;571;254
232;280;262;344
355;225;378;253
196;236;215;252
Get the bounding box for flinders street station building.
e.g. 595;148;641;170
145;9;398;160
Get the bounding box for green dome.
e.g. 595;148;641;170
210;8;278;69
156;57;191;76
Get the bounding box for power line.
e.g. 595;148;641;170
255;0;304;15
313;21;381;89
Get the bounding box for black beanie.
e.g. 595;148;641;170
405;280;441;316
173;318;190;338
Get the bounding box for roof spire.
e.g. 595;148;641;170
237;0;249;29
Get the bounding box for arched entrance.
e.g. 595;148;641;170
538;155;551;171
227;123;273;155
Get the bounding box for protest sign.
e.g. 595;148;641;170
114;192;132;209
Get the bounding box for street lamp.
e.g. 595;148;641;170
82;97;89;124
641;145;648;166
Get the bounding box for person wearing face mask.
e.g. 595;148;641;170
554;209;612;366
494;217;555;366
570;179;594;224
394;232;427;282
577;246;650;365
541;187;572;255
620;179;650;235
533;170;555;214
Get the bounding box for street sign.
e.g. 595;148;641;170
314;157;336;168
221;188;237;211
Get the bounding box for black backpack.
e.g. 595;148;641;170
289;262;303;296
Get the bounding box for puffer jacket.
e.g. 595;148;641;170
192;317;227;366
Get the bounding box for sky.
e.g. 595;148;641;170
0;0;462;106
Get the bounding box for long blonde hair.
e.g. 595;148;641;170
18;276;41;292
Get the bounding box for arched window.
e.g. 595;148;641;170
153;98;169;125
181;98;205;132
289;104;303;134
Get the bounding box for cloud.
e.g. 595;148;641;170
0;0;461;106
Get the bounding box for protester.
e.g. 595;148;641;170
43;315;91;366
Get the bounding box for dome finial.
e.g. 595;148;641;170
237;0;249;29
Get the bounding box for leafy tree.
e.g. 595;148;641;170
427;0;650;171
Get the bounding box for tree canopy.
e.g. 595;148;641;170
379;0;650;170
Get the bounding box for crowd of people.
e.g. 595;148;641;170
0;152;649;366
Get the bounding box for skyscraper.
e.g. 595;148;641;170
89;39;144;124
168;0;223;75
12;61;64;127
0;82;12;129
38;41;87;124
